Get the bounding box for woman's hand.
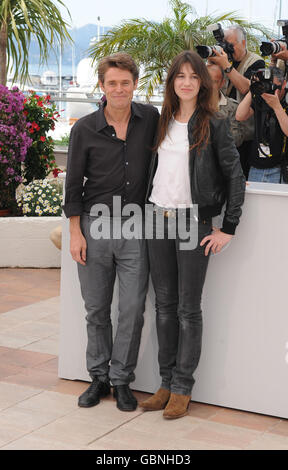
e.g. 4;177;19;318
200;228;233;256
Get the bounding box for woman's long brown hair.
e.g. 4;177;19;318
155;51;216;152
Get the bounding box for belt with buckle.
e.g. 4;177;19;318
153;206;177;218
153;205;197;219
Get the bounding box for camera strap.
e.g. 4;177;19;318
254;102;272;157
280;119;288;182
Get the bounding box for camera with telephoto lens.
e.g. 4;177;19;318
196;23;235;61
250;68;283;97
260;20;288;56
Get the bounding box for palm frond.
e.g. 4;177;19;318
0;0;72;85
88;0;274;98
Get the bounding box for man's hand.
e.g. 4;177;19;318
272;41;288;61
261;88;282;111
70;231;87;265
69;216;87;265
208;47;231;70
200;229;233;256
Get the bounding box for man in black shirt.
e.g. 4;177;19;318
63;53;159;411
208;25;265;179
236;67;288;183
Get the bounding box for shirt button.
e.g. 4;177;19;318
126;181;130;185
125;162;129;165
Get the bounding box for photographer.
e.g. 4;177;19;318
207;63;246;148
261;20;288;67
208;25;265;179
271;42;288;63
209;25;265;100
236;67;288;184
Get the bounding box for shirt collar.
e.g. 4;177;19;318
219;90;227;106
95;100;143;132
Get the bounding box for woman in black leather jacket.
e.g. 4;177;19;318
139;51;245;419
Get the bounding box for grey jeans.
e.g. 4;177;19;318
77;214;149;385
147;214;212;395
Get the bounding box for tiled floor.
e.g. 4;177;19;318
1;267;288;450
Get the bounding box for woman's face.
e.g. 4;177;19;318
173;62;201;104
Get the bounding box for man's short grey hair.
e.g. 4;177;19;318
270;66;285;83
225;25;247;43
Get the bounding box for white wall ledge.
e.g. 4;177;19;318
0;216;62;267
245;181;288;196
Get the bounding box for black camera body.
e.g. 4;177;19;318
260;19;288;56
250;68;282;97
196;23;235;61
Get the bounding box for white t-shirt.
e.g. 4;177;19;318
149;117;193;208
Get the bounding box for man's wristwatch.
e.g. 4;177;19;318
224;64;233;74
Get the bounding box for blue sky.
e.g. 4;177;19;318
58;0;288;34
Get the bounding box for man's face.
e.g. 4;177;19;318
99;67;138;111
224;30;246;62
207;65;224;92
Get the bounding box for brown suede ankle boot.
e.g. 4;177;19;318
163;392;191;419
139;388;171;411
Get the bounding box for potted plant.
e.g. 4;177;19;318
0;85;32;215
16;178;63;216
23;91;63;183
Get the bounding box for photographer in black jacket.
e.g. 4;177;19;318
236;66;288;183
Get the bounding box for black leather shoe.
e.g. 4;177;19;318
113;385;138;411
78;378;110;407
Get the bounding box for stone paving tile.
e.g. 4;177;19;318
16;390;78;416
268;419;288;437
33;357;58;374
28;413;121;448
107;407;262;450
0;382;42;411
86;419;243;451
21;335;59;355
187;401;221;420
1;435;86;450
246;432;288;450
0;269;60;314
0;363;26;380
1;348;55;368
49;378;90;396
209;407;281;432
2;367;61;389
181;419;262;450
0;298;60;322
0;422;29;448
0;346;14;356
0;404;64;434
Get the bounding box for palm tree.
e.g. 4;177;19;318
89;0;272;97
0;0;72;86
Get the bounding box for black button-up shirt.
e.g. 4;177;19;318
63;101;159;218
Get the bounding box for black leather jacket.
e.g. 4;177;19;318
146;113;246;235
